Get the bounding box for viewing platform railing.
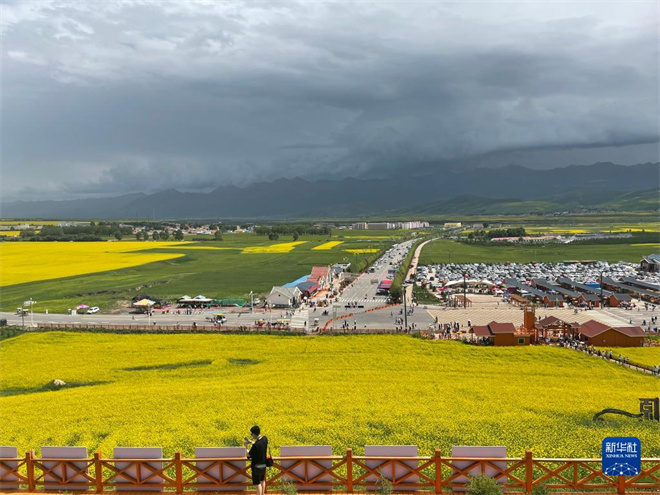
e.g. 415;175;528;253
1;449;658;493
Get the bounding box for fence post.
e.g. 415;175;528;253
617;475;626;494
26;450;35;492
434;449;442;494
525;450;533;494
94;451;104;492
175;451;183;493
346;448;353;493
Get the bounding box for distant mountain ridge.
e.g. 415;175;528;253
2;162;658;219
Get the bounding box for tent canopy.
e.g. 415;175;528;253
134;298;155;306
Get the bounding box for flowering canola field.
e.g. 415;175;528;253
596;347;660;368
241;241;307;254
312;241;344;250
345;248;379;254
1;333;657;458
0;242;186;286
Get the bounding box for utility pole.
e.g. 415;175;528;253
600;270;604;309
463;273;468;308
403;283;408;330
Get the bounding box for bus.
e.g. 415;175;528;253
376;280;393;295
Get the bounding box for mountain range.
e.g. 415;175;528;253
2;162;658;219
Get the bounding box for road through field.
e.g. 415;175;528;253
338;239;415;303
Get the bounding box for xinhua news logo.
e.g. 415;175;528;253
602;437;641;476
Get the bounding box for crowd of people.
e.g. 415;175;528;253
561;338;660;376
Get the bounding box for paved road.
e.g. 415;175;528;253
337;239;416;304
1;307;290;329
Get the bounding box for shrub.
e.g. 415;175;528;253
280;480;297;495
466;475;502;495
531;483;549;495
376;474;394;495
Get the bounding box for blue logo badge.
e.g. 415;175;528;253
602;437;641;476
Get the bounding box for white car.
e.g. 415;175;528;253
87;307;100;314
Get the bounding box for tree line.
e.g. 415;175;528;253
254;224;332;240
465;227;527;242
19;224;133;241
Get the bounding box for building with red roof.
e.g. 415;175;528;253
578;319;645;347
471;321;531;346
308;266;331;288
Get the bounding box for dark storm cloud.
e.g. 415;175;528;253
1;1;658;200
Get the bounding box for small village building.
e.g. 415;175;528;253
471;321;531;346
641;254;660;273
543;293;564;307
331;263;351;277
508;294;530;306
266;286;302;308
621;276;660;293
578;320;645;347
295;281;320;298
535;315;579;340
577;293;601;307
308;266;331;288
602;277;660;304
608;293;633;307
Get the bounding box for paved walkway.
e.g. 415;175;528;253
289;308;308;329
404;238;437;303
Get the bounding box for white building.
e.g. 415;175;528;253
266;286;302;308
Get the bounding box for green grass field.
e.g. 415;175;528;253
0;232;400;313
1;332;658;458
419;239;656;265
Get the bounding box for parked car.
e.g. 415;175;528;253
87;307;100;314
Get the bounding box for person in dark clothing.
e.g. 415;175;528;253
245;425;268;495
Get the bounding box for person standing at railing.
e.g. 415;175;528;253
245;425;269;495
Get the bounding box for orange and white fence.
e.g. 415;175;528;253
1;446;659;493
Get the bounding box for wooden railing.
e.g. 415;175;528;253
1;449;659;493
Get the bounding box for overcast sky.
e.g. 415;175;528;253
1;0;658;200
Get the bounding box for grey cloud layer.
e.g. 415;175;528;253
1;1;658;199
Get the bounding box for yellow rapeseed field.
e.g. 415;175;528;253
241;241;307;254
312;241;344;250
1;334;658;458
159;246;237;250
610;228;659;233
597;347;660;368
345;248;379;253
0;220;61;226
0;242;186;287
0;231;21;237
525;227;590;234
341;235;391;239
